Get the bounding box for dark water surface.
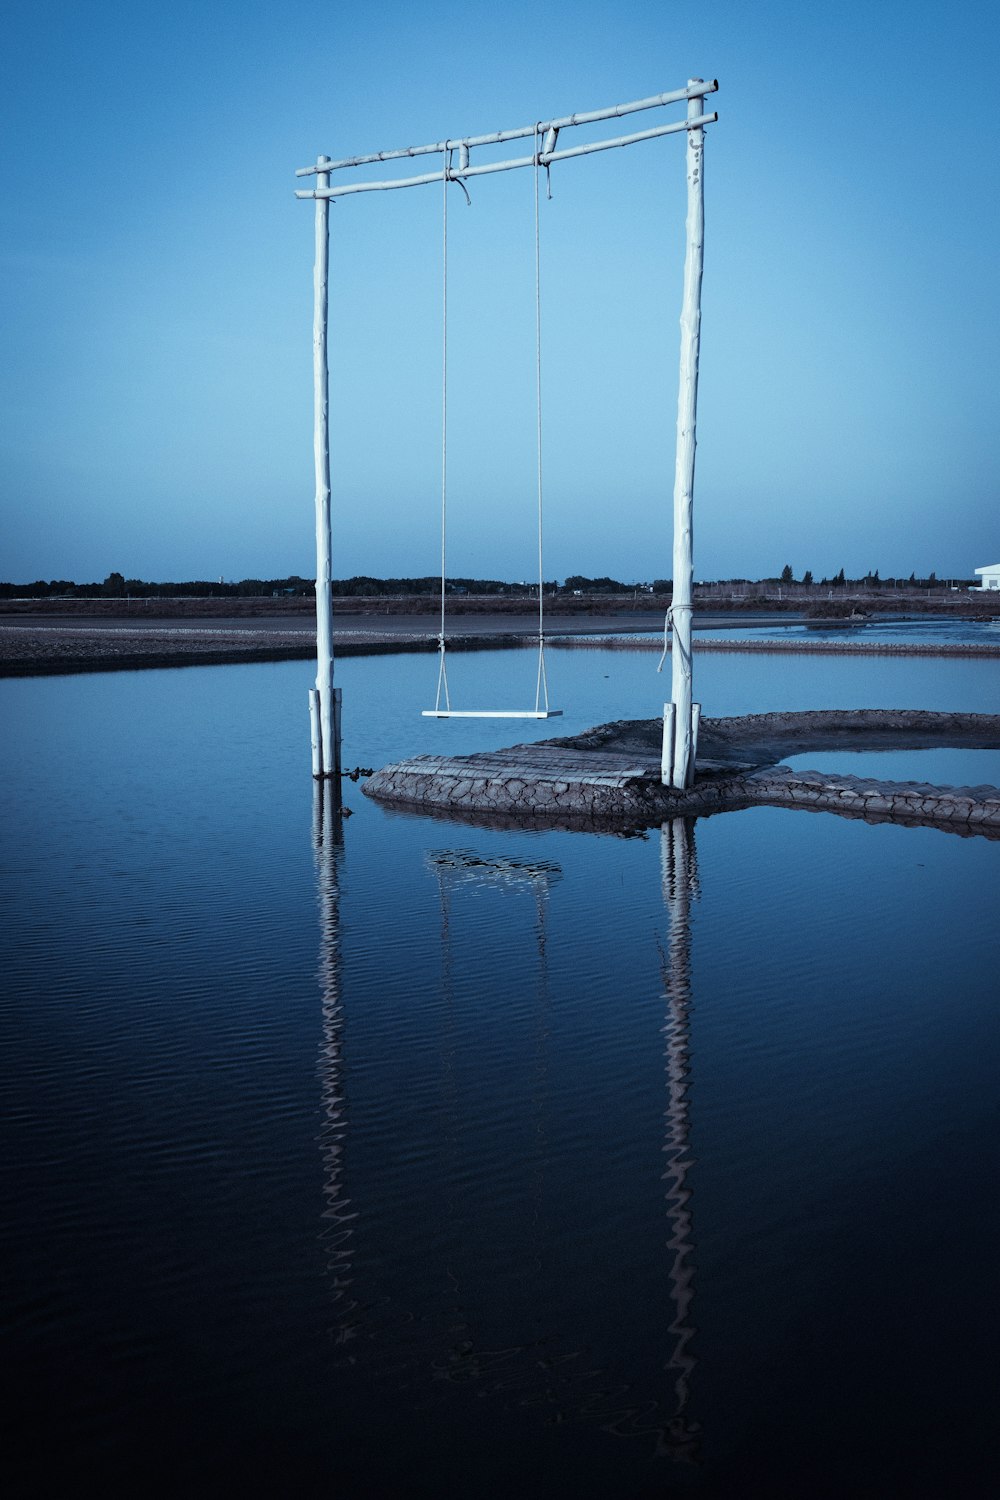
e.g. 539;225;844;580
3;649;998;1497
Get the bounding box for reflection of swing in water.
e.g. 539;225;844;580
425;850;611;1419
313;818;704;1457
422;840;704;1454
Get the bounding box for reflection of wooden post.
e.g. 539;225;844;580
314;778;354;1337
658;817;700;1462
670;83;706;790
312;154;340;779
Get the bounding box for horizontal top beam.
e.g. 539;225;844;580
295;112;718;201
295;79;718;177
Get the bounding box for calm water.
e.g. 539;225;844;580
3;647;999;1497
783;748;1000;786
720;616;1000;644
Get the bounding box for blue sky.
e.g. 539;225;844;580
2;0;997;584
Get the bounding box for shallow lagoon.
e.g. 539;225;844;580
2;647;998;1496
603;612;1000;646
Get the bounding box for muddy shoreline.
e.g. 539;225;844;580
3;614;998;677
0;625;526;677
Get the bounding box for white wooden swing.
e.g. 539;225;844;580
424;126;560;720
298;80;717;781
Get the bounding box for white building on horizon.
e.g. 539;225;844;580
974;564;1000;591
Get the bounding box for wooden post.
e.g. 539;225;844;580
690;701;701;789
313;154;339;778
661;702;676;785
309;687;322;778
670;83;706;789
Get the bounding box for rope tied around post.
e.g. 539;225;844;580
656;605;674;673
444;139;473;205
540;123;558;198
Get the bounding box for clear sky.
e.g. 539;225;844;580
2;0;997;584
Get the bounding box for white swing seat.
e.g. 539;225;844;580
422;709;562;719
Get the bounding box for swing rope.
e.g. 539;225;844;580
434;143;452;713
430;129;556;718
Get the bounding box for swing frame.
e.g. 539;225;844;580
298;81;717;773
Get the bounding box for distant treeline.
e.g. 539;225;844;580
0;574;318;600
0;568;972;598
1;573;567;599
767;566;964;588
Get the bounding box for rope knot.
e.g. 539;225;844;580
656;607;674;674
